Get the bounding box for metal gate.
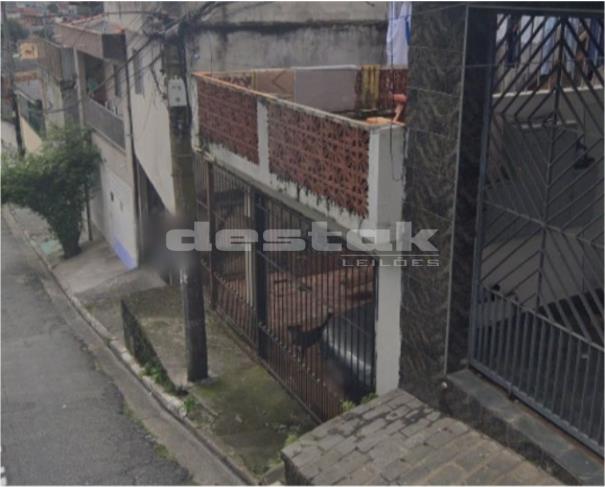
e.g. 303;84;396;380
194;157;377;421
470;12;604;454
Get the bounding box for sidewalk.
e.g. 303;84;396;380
5;205;314;482
6;206;164;342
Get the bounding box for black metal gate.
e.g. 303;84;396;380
470;12;604;454
194;157;377;421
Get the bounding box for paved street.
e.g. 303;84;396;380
1;218;191;485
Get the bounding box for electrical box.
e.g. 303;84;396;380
168;78;187;107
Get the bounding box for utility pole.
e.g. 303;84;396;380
1;2;24;155
163;22;208;381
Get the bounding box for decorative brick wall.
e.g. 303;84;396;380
378;68;408;109
355;67;408;111
197;76;259;164
267;102;370;217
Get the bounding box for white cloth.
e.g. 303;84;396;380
386;2;412;66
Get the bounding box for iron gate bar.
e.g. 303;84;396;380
192;155;377;421
470;11;604;455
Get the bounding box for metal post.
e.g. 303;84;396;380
254;190;269;359
206;161;217;309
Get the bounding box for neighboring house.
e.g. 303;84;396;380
104;1;389;267
193;64;407;418
34;1;389;271
14;77;44;152
51;15;138;270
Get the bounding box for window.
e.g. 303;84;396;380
133;49;144;95
113;64;121;97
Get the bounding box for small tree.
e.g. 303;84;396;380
2;124;101;258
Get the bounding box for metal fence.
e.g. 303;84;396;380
83;96;125;148
470;12;604;455
194;157;377;421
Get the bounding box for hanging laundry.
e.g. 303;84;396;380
541;17;558;76
386;2;412;66
587;18;604;66
564;18;580;77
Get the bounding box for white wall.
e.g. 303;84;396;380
89;133;138;269
1;120;18;149
107;1;389;218
126;35;176;214
375;263;402;394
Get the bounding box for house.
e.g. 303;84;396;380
192;65;408;418
283;3;603;484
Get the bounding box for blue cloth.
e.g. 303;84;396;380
386;2;412;66
541;17;557;76
587;18;604;66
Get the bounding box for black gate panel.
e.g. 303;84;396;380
194;158;377;421
470;13;604;454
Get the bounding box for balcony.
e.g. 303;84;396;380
83;96;125;149
193;65;408;231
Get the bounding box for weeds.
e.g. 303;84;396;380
143;360;176;394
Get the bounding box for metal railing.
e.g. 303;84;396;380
83;96;125;148
470;12;604;455
194;157;378;421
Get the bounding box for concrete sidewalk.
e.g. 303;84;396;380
5;205;314;482
6;206;164;342
2;210;243;485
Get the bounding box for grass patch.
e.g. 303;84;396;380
143;359;176;394
340;400;356;413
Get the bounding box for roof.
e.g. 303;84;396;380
66;15;123;34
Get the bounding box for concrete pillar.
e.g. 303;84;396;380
375;262;402;394
398;5;496;405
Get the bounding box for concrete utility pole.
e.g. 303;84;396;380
163;26;208;381
1;2;25;155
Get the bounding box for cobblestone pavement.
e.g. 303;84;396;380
283;389;560;485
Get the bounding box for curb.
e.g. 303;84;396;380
3;206;259;486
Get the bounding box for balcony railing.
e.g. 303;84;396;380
83;96;125;148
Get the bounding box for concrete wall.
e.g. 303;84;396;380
1;120;18;149
126;35;176;214
106;1;388;217
40;70;66;128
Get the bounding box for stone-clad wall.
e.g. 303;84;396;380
399;4;493;401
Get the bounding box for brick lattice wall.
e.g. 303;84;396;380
267;103;370;217
378;68;408;109
197;77;259;164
